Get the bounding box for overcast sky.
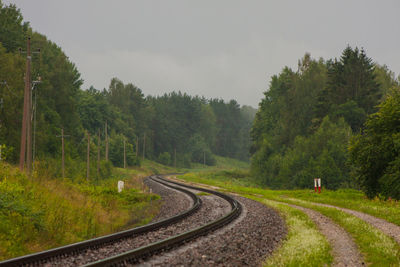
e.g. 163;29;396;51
4;0;400;107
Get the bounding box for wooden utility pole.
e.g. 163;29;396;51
136;136;138;157
174;147;177;168
87;131;90;181
97;129;100;178
18;37;40;175
61;129;65;179
56;128;69;179
19;37;31;172
105;121;109;161
142;133;146;160
123;138;126;168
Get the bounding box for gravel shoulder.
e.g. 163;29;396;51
288;203;364;267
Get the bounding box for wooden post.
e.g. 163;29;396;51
143;133;146;160
19;37;31;172
174;147;176;168
56;128;69;179
105;121;109;161
97;129;100;178
123;138;126;168
87;131;90;181
61;128;65;179
136;136;138;157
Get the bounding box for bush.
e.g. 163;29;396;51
252;116;352;189
158;152;171;166
0;144;13;162
349;89;400;199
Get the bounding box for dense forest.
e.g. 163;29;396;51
251;48;400;199
0;2;255;178
1;2;400;200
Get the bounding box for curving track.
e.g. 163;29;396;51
0;175;241;267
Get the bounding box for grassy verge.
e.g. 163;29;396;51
177;171;400;266
182;155;250;173
179;171;400;226
0;155;249;260
249;197;332;267
278;189;400;226
283;199;400;266
0;162;160;260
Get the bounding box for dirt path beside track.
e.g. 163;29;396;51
303;201;400;245
287;203;364;266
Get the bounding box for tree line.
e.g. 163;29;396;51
251;47;400;199
0;2;255;179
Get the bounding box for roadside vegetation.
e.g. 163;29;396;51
255;199;333;267
250;48;400;201
180;170;400;226
178;169;400;266
2;1;400;265
0;161;161;261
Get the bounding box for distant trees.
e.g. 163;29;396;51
0;2;255;172
251;47;396;192
316;47;381;131
145;92;253;167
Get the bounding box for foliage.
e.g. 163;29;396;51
251;48;391;190
178;172;400;266
0;1;29;53
0;161;161;260
0;2;255;171
252;84;353;189
157;152;171;166
317;46;381;131
349;89;400;199
180;170;400;226
0;144;13;161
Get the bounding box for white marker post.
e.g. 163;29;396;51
318;178;321;193
314;178;321;193
118;180;124;193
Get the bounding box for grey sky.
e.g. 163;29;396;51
4;0;400;107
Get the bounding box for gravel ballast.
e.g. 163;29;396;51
142;196;286;267
46;178;230;266
144;178;192;221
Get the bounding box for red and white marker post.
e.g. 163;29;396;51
314;178;321;193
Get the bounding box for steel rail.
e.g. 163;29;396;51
83;175;242;267
0;176;201;267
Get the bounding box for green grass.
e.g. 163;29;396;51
279;198;400;266
183;155;250;173
196;192;211;196
0;155;247;260
179;172;400;226
277;189;400;226
0;162;160;261
249;197;333;267
177;171;400;266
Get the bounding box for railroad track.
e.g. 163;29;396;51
0;175;241;266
